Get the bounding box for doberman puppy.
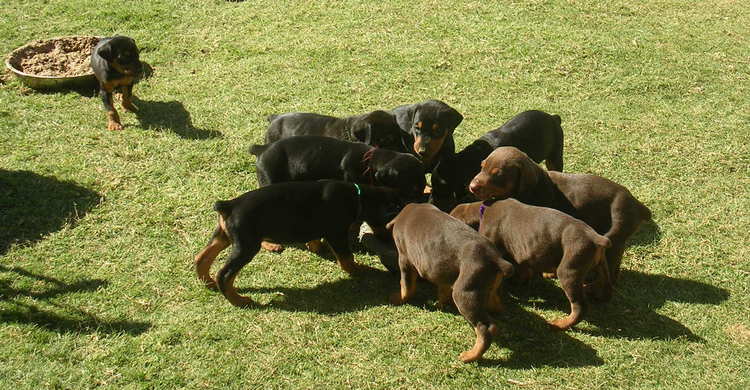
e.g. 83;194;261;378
249;136;425;251
468;147;652;300
390;99;463;171
450;199;611;330
430;110;564;211
90;35;143;131
250;135;426;202
386;203;515;363
193;180;402;307
264;110;404;151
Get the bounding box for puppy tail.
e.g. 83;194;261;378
494;257;515;278
213;200;234;218
248;144;269;156
590;232;612;249
385;220;395;231
266;114;279;123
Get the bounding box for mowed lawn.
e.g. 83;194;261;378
1;0;749;388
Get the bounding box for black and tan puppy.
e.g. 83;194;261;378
390;99;463;170
386;203;514;363
430;110;564;211
90;35;143;131
450;199;611;330
194;180;402;307
250;136;426;201
249;135;424;251
264;110;405;151
468;147;652;299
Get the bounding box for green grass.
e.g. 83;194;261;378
1;0;749;388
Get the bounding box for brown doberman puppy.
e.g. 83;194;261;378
468;147;652;301
194;180;402;307
386;203;514;363
450;199;612;330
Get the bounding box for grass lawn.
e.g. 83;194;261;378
1;0;749;388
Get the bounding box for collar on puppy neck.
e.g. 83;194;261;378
353;183;363;220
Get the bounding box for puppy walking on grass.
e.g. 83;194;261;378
386;203;514;363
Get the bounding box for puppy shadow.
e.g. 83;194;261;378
509;270;728;342
0;169;100;255
132;96;222;140
629;219;661;246
0;265;151;335
237;266;396;314
480;303;604;368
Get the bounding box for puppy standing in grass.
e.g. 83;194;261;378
468;147;652;298
90;35;142;131
450;199;612;330
386;203;514;363
194;180;402;307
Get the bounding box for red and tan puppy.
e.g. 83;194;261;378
386;203;514;363
468;147;651;300
451;199;612;330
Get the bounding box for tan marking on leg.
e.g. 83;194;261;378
486;273;505;313
193;236;230;290
459;323;496;363
437;284;454;310
305;239;324;253
222;272;253;307
261;240;284;252
390;269;417;305
106;110;123;130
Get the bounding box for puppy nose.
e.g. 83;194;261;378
469;181;480;194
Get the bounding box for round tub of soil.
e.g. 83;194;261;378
5;36;101;90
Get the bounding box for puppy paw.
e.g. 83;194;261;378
305;240;323;253
261;241;284;252
459;350;481;363
107;121;124;131
548;318;573;331
389;291;405;305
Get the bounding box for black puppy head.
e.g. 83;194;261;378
373;154;426;202
97;36;142;76
393;100;463;163
351;110;404;151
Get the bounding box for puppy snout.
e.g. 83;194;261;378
469;181;481;195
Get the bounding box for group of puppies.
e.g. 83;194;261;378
89;35;651;363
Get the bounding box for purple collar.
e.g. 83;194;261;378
479;203;487;220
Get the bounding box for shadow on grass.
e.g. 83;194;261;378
0;169;101;255
629;219;661;247
508;269;728;342
237;266;395;314
133;96;222;140
0;265;151;335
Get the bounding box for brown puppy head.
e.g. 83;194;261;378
468;147;540;201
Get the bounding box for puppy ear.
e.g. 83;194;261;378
391;103;416;132
96;43;114;61
441;106;463;133
351;123;372;145
515;156;541;195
